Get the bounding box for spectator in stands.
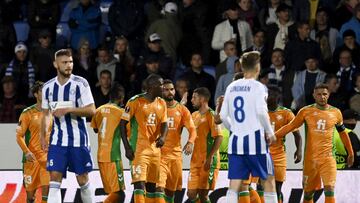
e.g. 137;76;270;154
27;0;60;46
30;29;56;82
93;70;111;108
266;3;296;50
0;8;17;65
138;33;173;79
284;21;322;72
178;0;211;64
73;39;97;88
351;72;360;96
96;45;117;83
215;41;238;82
5;42;35;103
336;49;358;101
237;0;260;30
113;36;135;81
214;56;240;103
212;2;253;62
340;4;360;45
244;29;271;68
334;0;360;30
68;0;101;50
325;73;348;111
350;72;360;113
0;76;25;123
144;0;166;25
146;2;182;64
291;56;326;110
267;48;295;108
175;78;190;103
258;68;271;85
108;0;145;57
333;29;360;69
258;0;281;29
310;7;338;68
179;52;216;108
292;0;320;26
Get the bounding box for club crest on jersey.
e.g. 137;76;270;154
276;115;283;121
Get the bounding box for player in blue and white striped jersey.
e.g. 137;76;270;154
40;49;96;203
219;51;278;203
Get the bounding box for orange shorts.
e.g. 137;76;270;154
303;157;336;192
188;167;219;190
271;152;287;182
23;160;49;191
98;161;125;193
158;157;182;191
131;152;160;184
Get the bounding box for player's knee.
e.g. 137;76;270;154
187;189;198;200
50;171;63;182
240;183;249;192
76;173;89;186
261;176;276;192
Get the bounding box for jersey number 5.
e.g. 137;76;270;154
234;96;245;123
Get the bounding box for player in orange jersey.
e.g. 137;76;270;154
16;81;50;203
275;84;354;203
120;74;168;203
91;84;126;203
156;79;197;203
187;87;223;203
267;85;302;203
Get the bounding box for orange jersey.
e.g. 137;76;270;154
121;94;167;153
269;107;296;160
16;105;49;162
162;102;196;159
276;104;342;160
191;109;222;168
91;103;124;162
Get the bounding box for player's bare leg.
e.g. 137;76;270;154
76;173;93;203
187;189;199;202
48;171;63;203
26;190;36;203
198;189;211;203
303;190;315;203
41;185;49;203
324;185;335;203
227;179;246;203
260;175;278;203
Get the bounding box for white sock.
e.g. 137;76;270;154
226;189;238;203
264;192;278;203
48;181;61;203
80;181;93;203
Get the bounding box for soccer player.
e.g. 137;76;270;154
219;51;278;203
40;49;96;203
91;83;126;203
187;87;223;203
156;79;197;203
267;85;302;203
275;83;354;203
120;74;168;203
16;81;50;203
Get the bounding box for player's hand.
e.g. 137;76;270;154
180;92;188;105
215;96;224;114
125;147;134;161
156;136;165;148
265;133;276;145
183;142;194;155
40;136;48;152
25;152;36;162
347;155;354;168
52;108;70;118
204;156;213;171
294;149;302;163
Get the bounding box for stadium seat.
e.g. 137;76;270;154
13;21;30;42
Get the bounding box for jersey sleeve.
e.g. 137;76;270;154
78;80;95;107
16;112;30;153
90;109;100;129
286;110;298;132
159;99;168;124
41;86;49;110
209;112;223;138
276;107;306;138
336;108;344;126
121;99;137;122
182;105;197;143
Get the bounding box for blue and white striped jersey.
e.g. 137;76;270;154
219;78;274;155
42;74;94;147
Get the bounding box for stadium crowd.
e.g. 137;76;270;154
0;0;360;122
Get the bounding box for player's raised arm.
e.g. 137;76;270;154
276;108;306;139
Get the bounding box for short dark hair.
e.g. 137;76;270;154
145;74;162;88
233;72;244;81
97;45;110;53
253;28;266;37
55;49;72;59
324;73;337;83
163;79;173;85
297;21;310;29
31;81;44;95
109;82;125;101
100;69;112;77
193;87;211;101
240;51;261;71
272;48;285;57
314;83;329;90
224;40;236;49
176;78;190;88
267;84;281;95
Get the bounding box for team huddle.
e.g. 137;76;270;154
16;50;354;203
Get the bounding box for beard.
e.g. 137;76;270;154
58;68;72;78
163;95;174;102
